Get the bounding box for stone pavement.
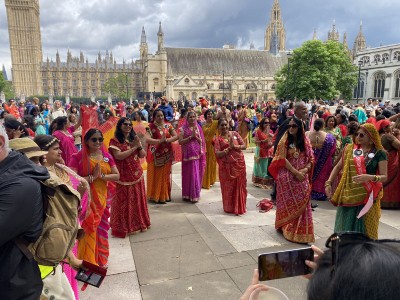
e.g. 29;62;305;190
80;152;400;300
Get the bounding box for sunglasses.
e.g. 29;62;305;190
355;133;365;138
325;232;400;275
90;137;104;143
288;124;298;129
122;123;132;127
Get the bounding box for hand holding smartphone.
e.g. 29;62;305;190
258;247;313;281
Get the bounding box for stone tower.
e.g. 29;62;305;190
157;22;165;53
5;0;43;96
352;21;367;59
264;0;286;54
328;19;339;42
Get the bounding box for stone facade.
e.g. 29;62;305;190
5;0;43;97
5;0;286;101
354;44;400;101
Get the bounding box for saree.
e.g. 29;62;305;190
146;122;174;203
181;122;206;202
214;131;247;215
53;126;77;167
331;124;387;239
381;134;400;208
324;127;342;154
70;151;115;267
311;134;336;200
252;128;274;189
202;120;218;189
269;132;315;243
237;109;249;148
109;138;150;237
132;120;149;170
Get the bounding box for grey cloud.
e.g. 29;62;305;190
1;0;400;73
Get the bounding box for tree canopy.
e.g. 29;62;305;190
0;72;14;99
102;73;132;100
274;40;358;100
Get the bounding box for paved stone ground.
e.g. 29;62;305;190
80;152;400;300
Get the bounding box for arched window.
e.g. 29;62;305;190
361;56;370;64
153;77;159;86
353;76;365;99
184;78;190;85
373;72;386;98
179;92;185;100
393;51;400;61
271;84;276;90
382;53;390;62
191;92;197;100
374;54;381;63
395;71;400;98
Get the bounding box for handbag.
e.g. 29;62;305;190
256;198;274;213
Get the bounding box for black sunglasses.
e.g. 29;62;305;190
288;124;298;129
122;122;132;127
325;232;400;275
90;137;104;143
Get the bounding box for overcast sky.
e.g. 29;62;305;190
1;0;400;76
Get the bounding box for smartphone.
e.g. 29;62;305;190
258;247;313;281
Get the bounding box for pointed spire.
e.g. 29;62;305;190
312;28;318;40
328;19;339;41
56;50;60;64
265;0;285;52
250;42;255;50
141;26;147;44
157;21;163;36
343;32;348;48
98;51;101;62
352;19;367;56
2;65;8;81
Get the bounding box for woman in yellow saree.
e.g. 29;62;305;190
326;124;387;239
201;109;218;189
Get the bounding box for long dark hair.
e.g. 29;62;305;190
287;117;305;152
51;116;68;134
114;117;136;144
4;118;29;137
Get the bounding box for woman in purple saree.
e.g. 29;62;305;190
307;118;336;201
178;111;206;202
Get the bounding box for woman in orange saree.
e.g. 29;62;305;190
145;109;178;204
237;104;249;148
201;109;218;189
269;117;315;243
70;129;120;267
132;110;149;170
214;118;247;215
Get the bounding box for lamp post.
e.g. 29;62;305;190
364;69;369;103
286;51;292;99
356;60;362;104
222;70;225;101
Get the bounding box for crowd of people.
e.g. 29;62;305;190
1;94;400;299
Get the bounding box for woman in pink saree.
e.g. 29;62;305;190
178;111;206;202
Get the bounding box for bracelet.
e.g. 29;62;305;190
373;175;380;182
324;181;332;187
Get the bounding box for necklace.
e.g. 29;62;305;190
47;164;70;184
289;143;299;158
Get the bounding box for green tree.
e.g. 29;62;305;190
102;73;131;100
275;40;358;100
0;72;14;99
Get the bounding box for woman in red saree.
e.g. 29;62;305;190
109;118;151;237
214;118;247;215
145;109;179;204
269;117;315;243
70;129;120;267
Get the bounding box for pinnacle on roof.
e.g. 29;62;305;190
141;26;147;44
158;22;163;36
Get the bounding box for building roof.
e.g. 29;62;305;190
165;47;287;77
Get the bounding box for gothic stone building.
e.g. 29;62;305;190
5;0;287;101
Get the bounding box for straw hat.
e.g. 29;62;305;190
9;138;48;159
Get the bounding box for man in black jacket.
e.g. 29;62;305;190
0;126;50;299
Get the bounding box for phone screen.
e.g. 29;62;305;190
258;247;313;281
